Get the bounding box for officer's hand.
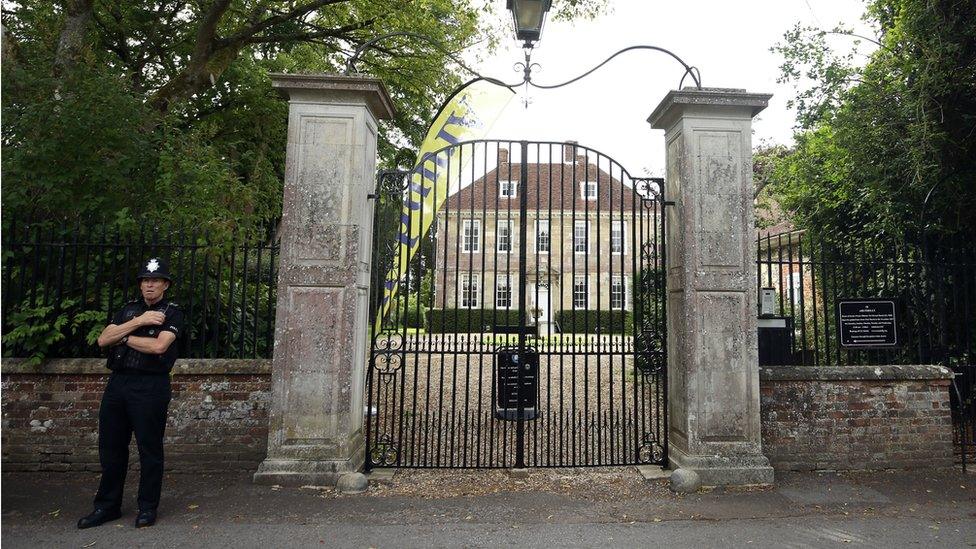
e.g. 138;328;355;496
137;311;166;326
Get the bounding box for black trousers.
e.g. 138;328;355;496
93;372;172;512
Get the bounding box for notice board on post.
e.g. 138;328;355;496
837;299;899;348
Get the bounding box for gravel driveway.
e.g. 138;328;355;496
367;334;665;468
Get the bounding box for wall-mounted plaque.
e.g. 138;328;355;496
838;299;899;348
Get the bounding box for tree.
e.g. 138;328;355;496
2;0;605;237
752;142;793;230
1;0;606;361
766;0;976;249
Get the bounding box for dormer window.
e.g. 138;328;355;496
580;181;597;200
499;180;518;198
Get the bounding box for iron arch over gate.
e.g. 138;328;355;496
365;140;668;469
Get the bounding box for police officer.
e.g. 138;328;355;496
78;258;184;529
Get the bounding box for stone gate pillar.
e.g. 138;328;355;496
648;88;774;486
254;74;394;486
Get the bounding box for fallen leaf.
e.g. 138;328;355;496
188;504;199;510
653;518;662;522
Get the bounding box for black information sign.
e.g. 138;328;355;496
838;299;899;348
495;348;539;421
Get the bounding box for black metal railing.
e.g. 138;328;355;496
756;230;976;468
365;140;668;469
1;218;280;360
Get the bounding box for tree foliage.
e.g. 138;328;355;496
1;0;605;238
767;0;976;248
1;1;606;361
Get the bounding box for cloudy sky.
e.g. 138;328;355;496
469;0;876;176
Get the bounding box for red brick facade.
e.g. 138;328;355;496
444;146;637;212
433;146;655;315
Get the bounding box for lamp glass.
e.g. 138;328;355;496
515;1;544;32
509;0;549;42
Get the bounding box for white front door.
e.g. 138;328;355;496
536;286;550;323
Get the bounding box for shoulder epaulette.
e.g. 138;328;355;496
167;302;181;308
126;298;140;304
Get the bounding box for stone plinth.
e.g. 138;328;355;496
648;88;775;486
254;74;394;486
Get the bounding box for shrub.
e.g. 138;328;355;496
390;295;427;329
554;310;632;334
2;297;105;365
427;309;520;333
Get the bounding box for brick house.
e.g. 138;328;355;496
432;145;654;334
757;225;814;313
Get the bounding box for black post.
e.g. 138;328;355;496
515;140;530;469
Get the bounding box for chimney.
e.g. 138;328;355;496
498;147;509;163
562;141;578;163
575;150;594;179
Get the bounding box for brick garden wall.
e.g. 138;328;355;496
759;365;955;471
2;360;956;473
1;359;271;472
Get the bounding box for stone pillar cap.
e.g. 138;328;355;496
269;72;396;120
648;87;772;129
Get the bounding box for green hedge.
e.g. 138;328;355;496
390;295;427;329
427;309;633;334
554;310;632;334
427;309;520;333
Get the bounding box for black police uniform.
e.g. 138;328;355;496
93;278;184;514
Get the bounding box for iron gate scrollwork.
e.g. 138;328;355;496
365;141;668;469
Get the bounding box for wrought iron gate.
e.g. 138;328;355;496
365;140;667;469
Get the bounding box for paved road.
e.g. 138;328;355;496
4;516;974;548
3;468;974;548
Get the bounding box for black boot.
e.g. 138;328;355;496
77;508;122;529
135;509;157;528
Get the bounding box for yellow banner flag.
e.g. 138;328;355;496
376;78;514;330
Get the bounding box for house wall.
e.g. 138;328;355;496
757;262;816;315
434;210;654;313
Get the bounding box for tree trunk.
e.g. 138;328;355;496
148;46;239;113
148;0;233;113
53;0;95;77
